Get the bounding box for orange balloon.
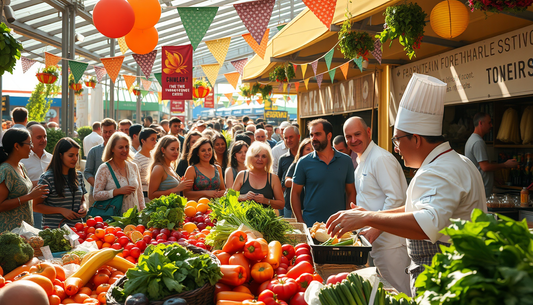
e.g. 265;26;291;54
125;27;158;55
127;0;161;30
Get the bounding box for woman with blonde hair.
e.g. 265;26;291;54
93;132;144;213
232;141;284;209
148;135;193;200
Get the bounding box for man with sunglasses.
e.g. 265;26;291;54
327;73;486;296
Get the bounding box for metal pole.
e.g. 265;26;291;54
110;39;115;121
68;4;75;136
136;66;141;124
61;9;69;134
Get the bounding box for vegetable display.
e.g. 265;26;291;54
0;232;34;274
140;193;186;230
111;243;222;301
416;209;533;304
39;228;72;252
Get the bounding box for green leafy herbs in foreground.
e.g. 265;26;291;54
207;189;295;249
111;243;222;301
39;228;72;252
416;208;533;305
110;206;140;228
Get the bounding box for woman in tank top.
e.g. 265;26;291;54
148;135;193;200
183;137;226;201
232;141;284;209
224;140;249;189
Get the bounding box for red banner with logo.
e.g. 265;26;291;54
204;91;215;108
170;100;185;113
162;45;193;100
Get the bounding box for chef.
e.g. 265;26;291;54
326;73;487;296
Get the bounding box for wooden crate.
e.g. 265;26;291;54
285;222;310;245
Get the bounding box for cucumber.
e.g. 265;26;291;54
347;281;364;305
334;283;350;305
318;291;331;305
340;282;357;305
352;282;367;305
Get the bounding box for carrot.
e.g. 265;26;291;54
4;257;39;281
65;277;83;296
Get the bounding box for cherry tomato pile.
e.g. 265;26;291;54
213;229;322;305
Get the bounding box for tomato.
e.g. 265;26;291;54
196;242;206;249
294;244;310;251
326;272;349;285
92;273;109;286
295;248;310;257
94;216;103;222
294;254;312;265
136;224;145;233
122;249;130;257
74;223;84;231
86;218;96;227
268;277;298;301
250;262;274;283
112;243;122;250
130;247;141;259
275;267;287;276
29;262;57;282
135;240;147;251
288;292;307;305
258;280;271;294
54;285;66;300
124;242;135;251
258;289;288;305
281;244;295;260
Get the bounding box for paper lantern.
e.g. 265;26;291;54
127;0;161;30
193;86;211;99
430;0;469;39
93;0;135;39
125;27;158;55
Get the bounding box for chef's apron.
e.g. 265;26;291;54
406;148;454;297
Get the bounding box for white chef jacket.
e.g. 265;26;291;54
271;141;288;174
83;132;104;157
355;141;408;250
405;142;487;244
21;150;53;182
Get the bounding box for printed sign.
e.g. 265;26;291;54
265;110;288;119
204;91;215;108
162;45;193;100
170;100;185;112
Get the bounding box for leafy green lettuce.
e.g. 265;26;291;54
416;209;533;305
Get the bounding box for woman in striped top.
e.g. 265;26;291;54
133;128;158;201
34;138;87;228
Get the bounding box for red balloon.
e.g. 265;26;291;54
93;0;135;39
125;27;158;55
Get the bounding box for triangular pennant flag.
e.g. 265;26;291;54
205;37;231;66
371;39;383;65
354;56;364;72
316;74;323;88
283;95;289;102
45;52;61;68
140;90;150;98
283;83;288;92
201;64;221;87
257;97;263;105
300;64;307;79
242;28;269;60
224;72;240;90
302;0;337;27
278;82;283;92
294;82;300;92
100;56;124;83
154;72;162;85
293;64;298;73
224;93;233;102
223;100;230;107
122;75;137;91
328;68;336;83
231;58;248;76
340;62;350;79
277;24;286;31
177;7;219;50
234;0;275;45
324;49;334;71
311;60;318;75
141;78;152;90
68;61;88;84
133;50;157;79
271;97;277;104
246;99;251;105
216;96;221;104
21;57;37;74
94;66;107;83
117;37;128;55
287;83;292;92
303;78;309;89
158;91;162;103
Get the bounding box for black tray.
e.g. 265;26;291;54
308;230;372;265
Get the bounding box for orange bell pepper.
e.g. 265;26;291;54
213;250;232;265
220;265;247;286
216;291;254;302
244;238;269;261
229;253;251;283
222;230;248;254
262;241;282;269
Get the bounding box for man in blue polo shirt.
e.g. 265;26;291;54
291;118;356;227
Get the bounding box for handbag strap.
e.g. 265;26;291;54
106;162;122;189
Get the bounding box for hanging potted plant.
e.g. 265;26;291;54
68;75;83;92
338;20;375;61
132;85;141;96
467;0;533;13
192;79;211;99
377;2;427;59
239;85;252;101
251;82;263;96
36;66;60;84
0;23;23;77
85;76;97;89
260;84;273;100
269;64;295;83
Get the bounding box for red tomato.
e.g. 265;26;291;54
136;225;145;233
94;216;103;223
135;240;146;251
294;254;312;265
111;243;122;250
86;219;96;227
294;244;310;251
295;248;310;257
326;272;349;285
124;243;135;251
289;292;307;305
130;247;141;259
118;236;129;246
74;223;84;231
258;289;288;305
122;249;130;257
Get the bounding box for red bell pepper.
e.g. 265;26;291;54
258;289;289;305
268;277;298;301
220;265;247;286
295;247;310;257
295;273;315;292
213;250;231;265
244;238;269;261
326;272;350;285
286;261;314;279
222;230;248;253
294;243;310;251
312;273;323;284
294;254;312;265
289;292;308;305
281;244;295;260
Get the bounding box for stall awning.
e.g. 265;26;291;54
243;0;401;80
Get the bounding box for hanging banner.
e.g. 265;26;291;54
162;45;193;100
204;91;215;108
170;100;185;112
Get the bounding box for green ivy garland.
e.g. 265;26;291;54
0;23;23;76
377;3;427;59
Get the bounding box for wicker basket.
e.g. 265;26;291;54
106;244;219;305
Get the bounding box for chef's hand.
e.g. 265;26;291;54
326;204;368;238
359;227;382;244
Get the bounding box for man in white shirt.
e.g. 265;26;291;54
129;124;142;154
83;122;104;157
21;124;52;229
344;117;410;295
271;121;291;173
327;74;486;296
